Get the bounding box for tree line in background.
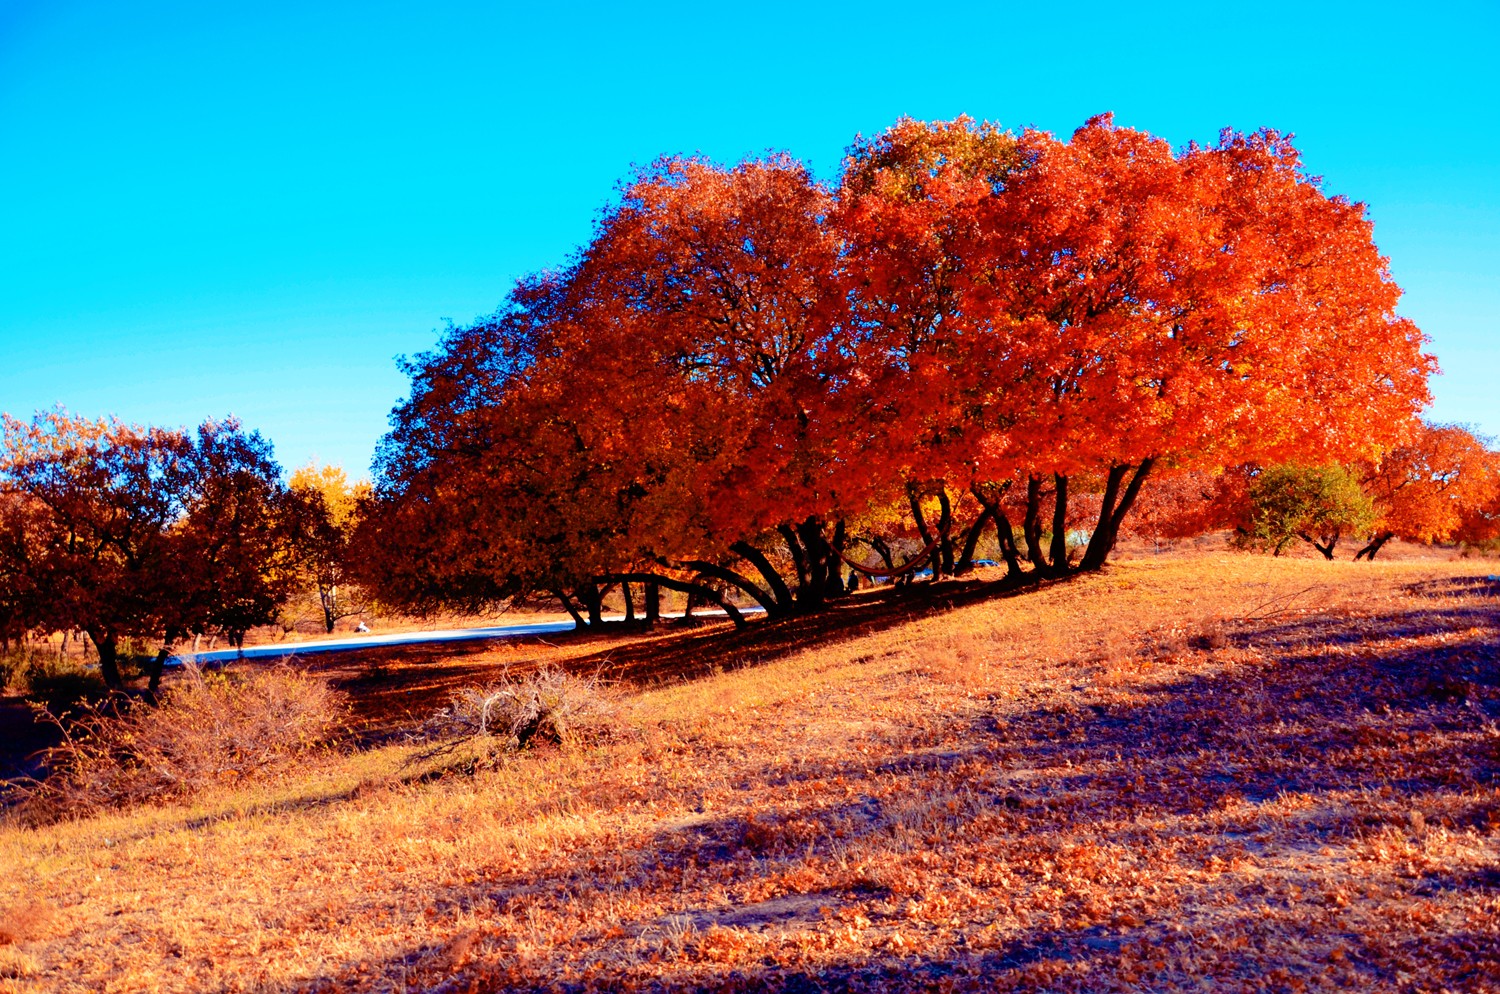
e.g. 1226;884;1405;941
2;115;1498;685
0;411;365;691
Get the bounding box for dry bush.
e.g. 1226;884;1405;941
0;646;35;693
18;664;345;819
0;646;108;701
424;667;617;751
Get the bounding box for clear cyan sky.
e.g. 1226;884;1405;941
2;1;1496;477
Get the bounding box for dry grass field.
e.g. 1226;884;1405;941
2;547;1498;992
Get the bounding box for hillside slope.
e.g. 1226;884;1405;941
3;552;1498;992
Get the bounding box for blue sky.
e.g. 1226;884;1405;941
2;0;1496;476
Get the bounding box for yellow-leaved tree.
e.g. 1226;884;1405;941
286;463;371;634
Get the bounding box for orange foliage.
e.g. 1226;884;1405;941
365;115;1437;621
0;410;290;689
1358;424;1500;557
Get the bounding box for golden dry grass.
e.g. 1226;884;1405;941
2;549;1497;992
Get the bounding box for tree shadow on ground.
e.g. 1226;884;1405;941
289;588;1499;992
310;572;1042;733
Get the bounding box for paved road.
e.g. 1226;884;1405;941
169;620;579;666
168;609;753;667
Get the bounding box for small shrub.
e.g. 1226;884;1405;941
18;664;346;819
0;645;115;705
1189;619;1230;651
18;655;108;708
426;668;616;751
0;646;40;694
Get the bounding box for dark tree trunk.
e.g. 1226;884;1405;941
582;582;604;628
908;482;936;566
601;573;747;629
1048;474;1071;575
795;517;829;609
936;489;955;576
994;507;1024;576
91;630;123;691
644;579;660;625
146;648;171;697
1079;464;1129;571
621;581;635;624
956;506;994;574
1355;531;1395;561
554;588;588;630
777;524;810;598
1023;476;1048;572
825;519;849;599
730;541;795;612
1079;459;1155;572
907;484;945;581
968;481;1024;579
682;558;781;616
1299;531;1339;560
869;536;897;575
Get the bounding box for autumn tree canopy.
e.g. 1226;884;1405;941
285;463;371;633
1354;423;1500;559
364;114;1437;623
0;410;291;689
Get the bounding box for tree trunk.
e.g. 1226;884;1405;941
1355;531;1395;561
936;488;955;576
146;648;171;697
869;536;897;576
1048;473;1071;575
644;579;660;625
681;558;781;616
994;507;1024;577
969;482;1024;579
956;506;994;574
795;518;829;609
1079;459;1155;572
907;483;938;579
825;519;849;599
1079;464;1129;571
321;587;337;633
730;541;795;613
1300;531;1339;560
553;588;588;630
601;572;747;629
91;630;123;691
621;581;635;624
588;583;605;626
1023;476;1048;572
777;524;810;600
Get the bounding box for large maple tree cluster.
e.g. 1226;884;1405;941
363;114;1436;623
